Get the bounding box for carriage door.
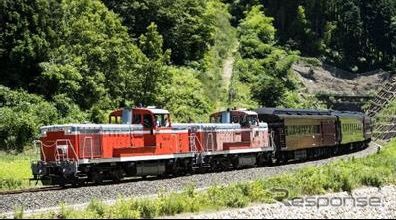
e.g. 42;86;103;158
270;122;286;150
321;120;336;146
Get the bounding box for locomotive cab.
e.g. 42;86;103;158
210;109;259;128
109;107;172;129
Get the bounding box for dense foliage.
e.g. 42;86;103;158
226;0;396;72
1;0;389;151
101;0;215;65
230;6;322;108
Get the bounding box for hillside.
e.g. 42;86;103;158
1;0;396;152
292;61;390;96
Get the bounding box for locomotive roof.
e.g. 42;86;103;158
172;123;242;130
147;108;170;114
330;110;366;118
132;107;170;114
212;109;258;115
41;124;144;132
237;110;257;115
255;107;332;116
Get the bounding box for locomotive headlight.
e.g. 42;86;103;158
41;130;47;137
64;128;72;134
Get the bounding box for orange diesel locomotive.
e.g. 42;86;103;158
31;107;270;186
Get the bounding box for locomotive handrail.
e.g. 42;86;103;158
55;139;78;161
189;133;204;153
33;140;46;162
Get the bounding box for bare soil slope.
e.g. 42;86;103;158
292;60;391;96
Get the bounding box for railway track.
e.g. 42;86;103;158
0;142;381;198
0;143;378;215
0;186;63;196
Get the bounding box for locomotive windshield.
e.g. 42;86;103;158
244;115;259;126
154;114;170;127
210;115;221;123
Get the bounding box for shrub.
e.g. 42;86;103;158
137;199;158;219
13;206;24;219
87;199;107;218
0;86;87;152
109;199;140;219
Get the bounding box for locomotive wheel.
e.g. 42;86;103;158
55;176;66;187
276;153;287;165
91;171;103;185
71;176;80;187
111;170;123;183
266;154;273;166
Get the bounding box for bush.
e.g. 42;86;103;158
137;199;158;219
109;199;140;219
87;199;107;218
13;206;24;219
0;86;87;152
159;67;213;123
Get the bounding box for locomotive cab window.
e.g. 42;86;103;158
232;116;240;123
109;115;121;124
143;114;153;128
154;114;170;128
210;115;221;123
132;114;142;124
243;115;258;126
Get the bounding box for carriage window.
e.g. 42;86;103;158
286;125;320;136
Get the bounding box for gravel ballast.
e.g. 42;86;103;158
172;185;396;219
0;143;379;214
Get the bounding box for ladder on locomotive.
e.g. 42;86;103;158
54;139;77;162
189;128;202;166
189;132;198;153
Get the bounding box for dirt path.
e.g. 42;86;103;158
222;56;234;90
222;42;239;94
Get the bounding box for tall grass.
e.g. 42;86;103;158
0;148;39;191
30;139;396;219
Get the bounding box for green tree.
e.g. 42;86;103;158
0;0;63;91
137;22;171;106
102;0;215;65
234;5;304;107
288;6;320;55
238;5;275;59
39;0;147;111
158;67;212;123
0;86;86;152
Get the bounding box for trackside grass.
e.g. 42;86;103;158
17;140;396;218
0;150;40;191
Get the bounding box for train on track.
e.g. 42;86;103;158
31;106;372;186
